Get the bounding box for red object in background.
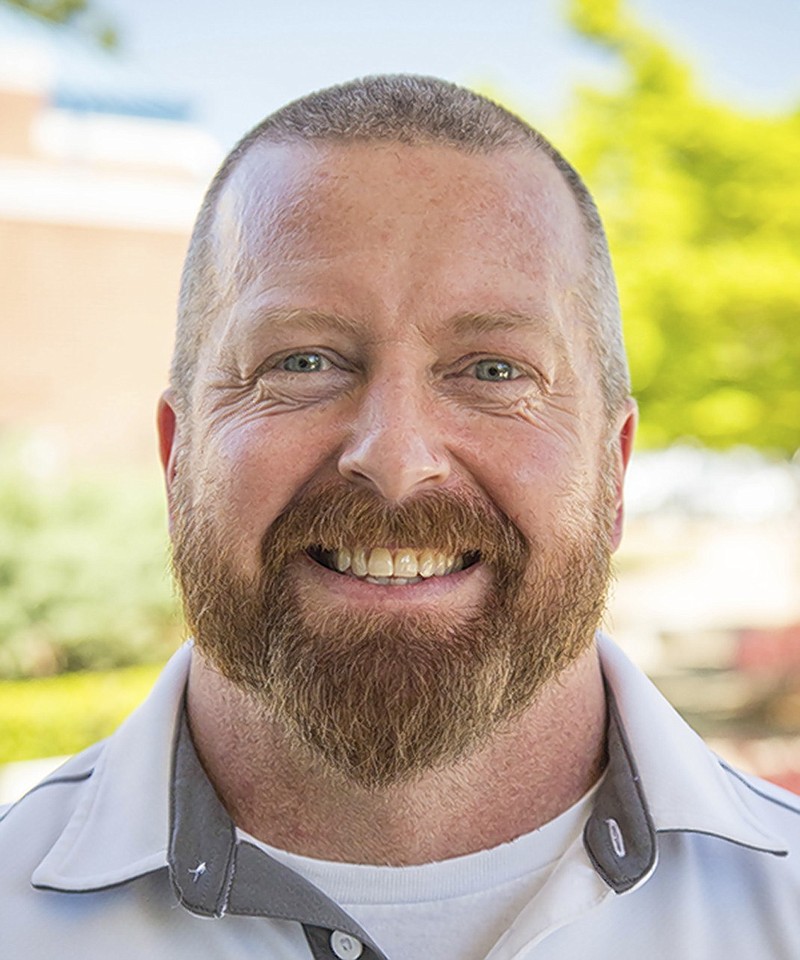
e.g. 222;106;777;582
765;770;800;795
714;737;800;797
736;624;800;672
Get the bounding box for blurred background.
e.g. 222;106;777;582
1;0;799;801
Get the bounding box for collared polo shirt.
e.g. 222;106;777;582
2;636;800;958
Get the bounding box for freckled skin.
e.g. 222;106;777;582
158;141;638;863
174;142;629;581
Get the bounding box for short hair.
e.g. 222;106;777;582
173;74;630;421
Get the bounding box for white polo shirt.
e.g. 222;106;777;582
2;636;800;959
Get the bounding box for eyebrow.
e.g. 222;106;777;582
230;306;564;348
245;307;365;338
449;310;565;345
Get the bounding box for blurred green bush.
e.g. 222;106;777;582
565;0;800;454
0;662;162;762
0;437;182;678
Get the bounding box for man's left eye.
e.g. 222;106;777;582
472;359;520;381
280;352;329;373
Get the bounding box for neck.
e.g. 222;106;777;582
186;645;607;866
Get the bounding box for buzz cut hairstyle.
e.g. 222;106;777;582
173;74;630;422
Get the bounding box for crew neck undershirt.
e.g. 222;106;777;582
239;779;600;960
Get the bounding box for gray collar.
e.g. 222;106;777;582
168;686;656;959
169;709;389;960
583;680;657;892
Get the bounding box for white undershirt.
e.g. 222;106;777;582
240;781;599;960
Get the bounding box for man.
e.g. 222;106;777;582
2;75;798;959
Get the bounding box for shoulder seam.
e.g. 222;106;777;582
0;769;94;823
720;761;800;816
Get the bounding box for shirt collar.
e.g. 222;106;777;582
595;633;786;866
31;635;787;904
31;644;189;892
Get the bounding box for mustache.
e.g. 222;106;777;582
258;481;530;581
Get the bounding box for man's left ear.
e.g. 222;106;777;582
157;390;181;533
609;398;638;552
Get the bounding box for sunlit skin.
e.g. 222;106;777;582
157;141;637;864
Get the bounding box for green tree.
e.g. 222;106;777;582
4;0;85;22
2;0;117;47
0;440;179;679
565;0;800;452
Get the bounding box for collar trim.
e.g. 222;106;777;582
29;638;788;905
583;681;657;892
169;711;389;959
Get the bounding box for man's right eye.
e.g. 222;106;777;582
280;352;329;373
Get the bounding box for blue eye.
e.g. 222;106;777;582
281;353;327;373
474;359;517;381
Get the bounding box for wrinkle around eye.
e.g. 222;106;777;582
253;378;341;412
439;374;544;412
450;385;584;439
443;356;551;395
198;374;251;424
253;359;359;412
199;370;345;431
508;393;586;444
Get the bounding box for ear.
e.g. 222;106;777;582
608;398;638;552
157;390;181;531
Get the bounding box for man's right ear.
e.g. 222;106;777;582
157;391;181;531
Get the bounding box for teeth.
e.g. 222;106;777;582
324;546;468;581
367;547;393;578
417;550;436;578
394;550;418;578
351;548;368;578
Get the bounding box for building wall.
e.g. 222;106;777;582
1;217;189;465
0;89;42;158
0;73;219;468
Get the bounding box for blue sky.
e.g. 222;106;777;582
89;0;800;149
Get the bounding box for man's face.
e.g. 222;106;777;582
162;141;634;788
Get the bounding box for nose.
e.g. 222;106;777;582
337;382;451;501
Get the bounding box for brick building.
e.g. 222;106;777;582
0;9;220;466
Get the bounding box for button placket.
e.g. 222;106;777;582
304;925;385;960
331;929;364;959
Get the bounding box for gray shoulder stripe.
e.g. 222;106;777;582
718;761;800;817
0;769;94;823
32;866;166;895
657;826;788;857
30;771;94;791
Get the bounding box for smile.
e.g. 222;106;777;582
306;546;481;586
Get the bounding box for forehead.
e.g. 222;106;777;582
198;140;596;389
212;138;588;292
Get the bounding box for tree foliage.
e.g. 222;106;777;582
0;440;180;679
4;0;85;22
2;0;117;47
565;0;800;453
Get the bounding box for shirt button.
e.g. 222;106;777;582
330;930;363;959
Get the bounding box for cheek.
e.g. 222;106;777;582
449;412;600;537
192;413;343;552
